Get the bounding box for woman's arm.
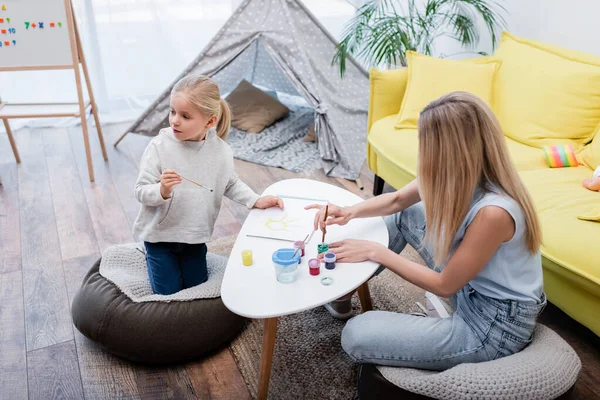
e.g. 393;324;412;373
349;179;421;219
306;179;421;230
332;206;515;298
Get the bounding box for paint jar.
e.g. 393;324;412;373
241;249;253;266
308;258;320;276
317;243;329;256
324;252;336;270
293;240;306;258
272;248;301;284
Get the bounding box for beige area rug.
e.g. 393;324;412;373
207;235;426;400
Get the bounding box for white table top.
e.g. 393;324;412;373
221;178;389;319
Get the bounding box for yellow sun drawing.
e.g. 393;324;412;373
265;214;302;232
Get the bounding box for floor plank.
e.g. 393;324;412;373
133;366;196;399
43;128;99;261
62;253;142;400
0;158;21;275
0;270;28;400
103;125;149;229
17;129;73;351
186;348;252;400
27;340;85;400
68;126;134;253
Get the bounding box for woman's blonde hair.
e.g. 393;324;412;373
417;91;541;265
171;74;231;140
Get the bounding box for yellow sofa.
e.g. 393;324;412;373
367;34;600;336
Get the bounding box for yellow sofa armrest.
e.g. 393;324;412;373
367;67;409;132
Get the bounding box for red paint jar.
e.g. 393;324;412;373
308;258;320;276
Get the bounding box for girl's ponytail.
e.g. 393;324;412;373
217;98;231;140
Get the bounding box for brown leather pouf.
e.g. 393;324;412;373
71;259;246;364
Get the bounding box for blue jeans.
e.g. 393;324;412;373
341;202;546;371
144;241;208;295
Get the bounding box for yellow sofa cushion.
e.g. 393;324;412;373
395;51;500;129
370;115;549;174
368;68;409;132
493;32;600;150
518;167;600;295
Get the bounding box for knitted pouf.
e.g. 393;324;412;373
359;324;581;400
71;245;245;364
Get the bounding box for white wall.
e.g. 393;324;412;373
434;0;600;59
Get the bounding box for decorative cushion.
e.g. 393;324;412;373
394;51;500;129
368;67;409;129
304;123;316;142
364;324;580;400
226;79;290;133
71;250;245;364
543;144;579;168
492;32;600;150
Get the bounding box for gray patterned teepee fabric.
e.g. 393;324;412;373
124;0;369;180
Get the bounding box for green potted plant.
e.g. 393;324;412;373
333;0;507;76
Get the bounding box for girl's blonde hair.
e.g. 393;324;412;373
171;74;231;140
417;91;541;265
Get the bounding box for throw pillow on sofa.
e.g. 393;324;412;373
492;32;600;150
394;51;501;130
225;79;290;133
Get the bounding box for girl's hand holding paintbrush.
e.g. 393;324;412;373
160;169;182;199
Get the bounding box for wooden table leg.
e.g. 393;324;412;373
3;119;21;164
258;317;278;400
357;282;373;312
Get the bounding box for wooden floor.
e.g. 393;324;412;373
0;124;598;400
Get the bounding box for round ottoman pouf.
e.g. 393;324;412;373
71;244;246;364
359;324;581;400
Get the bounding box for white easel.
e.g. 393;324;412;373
0;0;106;182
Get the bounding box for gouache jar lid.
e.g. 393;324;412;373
324;252;336;263
272;248;300;267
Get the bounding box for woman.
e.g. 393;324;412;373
307;92;546;370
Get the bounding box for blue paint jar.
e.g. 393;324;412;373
272;248;301;284
324;252;336;270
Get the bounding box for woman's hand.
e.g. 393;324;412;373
254;195;284;209
305;203;353;231
320;239;386;263
160;169;182;199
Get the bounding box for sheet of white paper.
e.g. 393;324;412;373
245;197;327;242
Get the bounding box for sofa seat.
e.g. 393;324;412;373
519;167;600;334
369;116;549;189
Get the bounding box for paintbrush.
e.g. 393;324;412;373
179;174;214;192
292;233;310;258
321;204;329;243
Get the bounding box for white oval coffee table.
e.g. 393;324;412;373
221;178;389;400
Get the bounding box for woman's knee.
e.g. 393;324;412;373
341;312;385;361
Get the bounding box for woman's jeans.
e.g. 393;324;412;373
341;202;546;371
144;241;208;295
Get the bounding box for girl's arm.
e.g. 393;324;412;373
334;206;515;297
224;173;260;209
134;144;172;206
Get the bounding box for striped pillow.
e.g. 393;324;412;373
542;145;579;168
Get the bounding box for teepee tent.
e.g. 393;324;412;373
117;0;369;180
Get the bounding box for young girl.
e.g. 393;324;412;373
133;75;283;295
307;92;546;370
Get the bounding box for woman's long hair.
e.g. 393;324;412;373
418;92;541;265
